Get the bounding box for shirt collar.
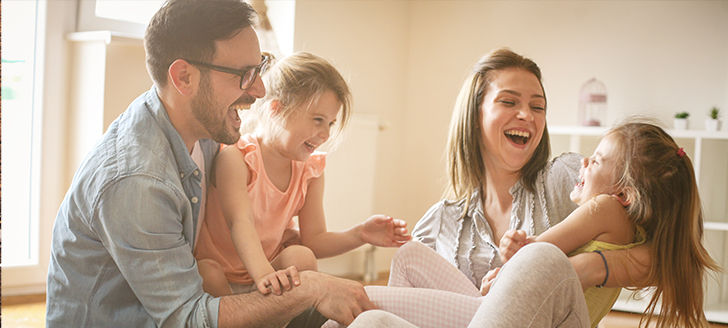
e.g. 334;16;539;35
144;87;199;180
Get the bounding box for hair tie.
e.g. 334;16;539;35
677;147;686;158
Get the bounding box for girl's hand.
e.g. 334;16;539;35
479;267;501;296
498;230;534;263
359;215;412;247
255;266;301;295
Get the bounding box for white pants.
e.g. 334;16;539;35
343;242;589;328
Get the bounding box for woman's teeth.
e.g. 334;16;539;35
505;130;530;145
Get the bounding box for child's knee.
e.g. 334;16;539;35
197;258;224;274
281;245;317;271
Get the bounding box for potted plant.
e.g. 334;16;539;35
674;112;690;130
705;107;721;132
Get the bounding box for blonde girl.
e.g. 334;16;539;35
499;121;720;327
194;52;411;297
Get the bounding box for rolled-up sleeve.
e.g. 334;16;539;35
93;175;219;327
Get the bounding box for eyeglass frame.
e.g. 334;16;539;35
183;54;270;90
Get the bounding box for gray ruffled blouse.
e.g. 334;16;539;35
412;152;582;287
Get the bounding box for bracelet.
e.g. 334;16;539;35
593;250;609;288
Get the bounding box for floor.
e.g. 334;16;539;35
4;292;728;328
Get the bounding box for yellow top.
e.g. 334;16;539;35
568;226;647;328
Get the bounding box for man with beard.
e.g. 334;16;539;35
45;1;376;327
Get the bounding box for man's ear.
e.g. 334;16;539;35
168;59;197;96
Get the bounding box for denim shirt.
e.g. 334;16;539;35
46;88;220;327
412;152;582;287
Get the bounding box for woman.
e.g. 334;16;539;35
412;48;651;293
330;48;648;328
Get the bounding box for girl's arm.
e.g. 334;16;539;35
569;243;651;289
500;194;632;262
215;146;294;294
297;174;410;258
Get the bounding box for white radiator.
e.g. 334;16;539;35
317;113;380;278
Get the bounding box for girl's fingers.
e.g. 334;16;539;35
288;267;301;286
269;277;282;295
276;271;291;291
257;280;271;295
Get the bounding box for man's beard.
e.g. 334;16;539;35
191;75;240;145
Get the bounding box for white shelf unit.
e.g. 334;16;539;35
549;125;728;324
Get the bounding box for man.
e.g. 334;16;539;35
46;1;374;327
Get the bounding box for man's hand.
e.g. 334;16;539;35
498;230;533;263
359;215;411;247
303;271;377;325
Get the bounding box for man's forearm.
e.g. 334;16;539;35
218;273;317;328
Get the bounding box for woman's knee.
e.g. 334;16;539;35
392;241;429;265
507;242;572;276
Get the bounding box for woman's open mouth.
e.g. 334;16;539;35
504;129;530;145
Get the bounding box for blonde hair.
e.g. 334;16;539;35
245;52;351;146
607;121;720;328
446;48;549;207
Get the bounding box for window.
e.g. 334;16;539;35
1;0;45;267
76;0;164;37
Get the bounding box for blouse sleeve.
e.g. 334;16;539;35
238;139;260;185
412;201;447;251
544;152;582;225
303;152;326;180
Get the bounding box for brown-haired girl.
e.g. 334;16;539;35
498;121;719;327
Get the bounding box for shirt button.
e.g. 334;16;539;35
191;196;199;204
193;170;199;176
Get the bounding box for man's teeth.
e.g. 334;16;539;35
505;130;530;138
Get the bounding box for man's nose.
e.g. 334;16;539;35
246;74;266;99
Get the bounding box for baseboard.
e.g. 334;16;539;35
1;283;46;297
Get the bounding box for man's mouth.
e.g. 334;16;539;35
230;104;249;111
504;129;530;145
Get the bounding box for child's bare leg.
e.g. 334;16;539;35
271;244;318;272
197;258;233;297
388;241;480;296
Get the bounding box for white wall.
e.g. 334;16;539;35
294;0;411;273
293;0;728;275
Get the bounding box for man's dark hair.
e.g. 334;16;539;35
144;0;256;87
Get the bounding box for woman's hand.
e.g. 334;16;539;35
359;215;411;247
255;266;301;295
498;230;534;263
479;267;501;296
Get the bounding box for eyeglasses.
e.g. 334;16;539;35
184;55;270;90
